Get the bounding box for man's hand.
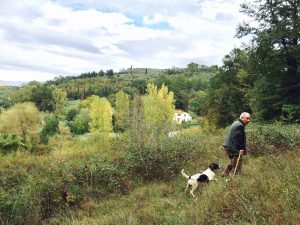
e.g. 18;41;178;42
240;149;244;155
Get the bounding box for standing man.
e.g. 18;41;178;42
222;112;251;176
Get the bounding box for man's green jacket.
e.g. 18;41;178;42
223;119;246;156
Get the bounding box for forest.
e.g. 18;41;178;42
0;1;299;224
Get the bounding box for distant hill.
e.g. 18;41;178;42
0;80;27;87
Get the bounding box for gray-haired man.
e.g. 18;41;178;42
222;112;251;176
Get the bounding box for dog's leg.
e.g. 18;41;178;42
190;183;198;197
185;183;190;195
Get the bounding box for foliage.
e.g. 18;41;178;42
0;95;12;109
40;115;60;144
206;48;251;127
0;134;23;153
8;82;39;104
31;84;56;112
0;102;41;150
189;90;207;116
52;87;67;113
0;123;299;224
82;95;113;132
65;108;78;121
281;104;300;123
68;108;90;135
114;90;130;132
247;123;300;156
236;0;300;121
142;83;175;149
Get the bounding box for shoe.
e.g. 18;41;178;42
222;170;229;177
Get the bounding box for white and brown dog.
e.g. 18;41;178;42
181;163;220;197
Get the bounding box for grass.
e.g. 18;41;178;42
44;145;300;225
1;123;299;225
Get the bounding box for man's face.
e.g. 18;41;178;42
241;115;251;125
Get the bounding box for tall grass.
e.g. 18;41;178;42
0;123;299;224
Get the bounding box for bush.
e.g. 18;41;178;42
120;132;211;181
68;108;90;135
0;134;23;153
40;116;59;144
247;123;300;156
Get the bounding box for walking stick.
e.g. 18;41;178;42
233;150;243;175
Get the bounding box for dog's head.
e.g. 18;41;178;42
209;163;220;171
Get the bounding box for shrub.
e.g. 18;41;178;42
0;134;23;153
40;116;59;144
66;108;78;121
247;123;300;156
120;132;211;181
67;108;90;135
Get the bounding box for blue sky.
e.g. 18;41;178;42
0;0;249;82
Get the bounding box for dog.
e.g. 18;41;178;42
181;163;220;197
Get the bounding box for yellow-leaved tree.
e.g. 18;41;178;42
143;83;174;148
0;102;41;150
82;95;113;132
115;90;130;131
52;87;67;113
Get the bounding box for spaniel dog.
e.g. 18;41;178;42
181;163;220;197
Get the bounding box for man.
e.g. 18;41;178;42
222;112;251;176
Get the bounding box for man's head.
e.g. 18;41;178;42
240;112;251;125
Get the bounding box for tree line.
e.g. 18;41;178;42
0;0;299;132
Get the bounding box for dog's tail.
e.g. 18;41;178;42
181;169;190;179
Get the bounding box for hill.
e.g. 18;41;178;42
0;80;27;87
0;123;299;225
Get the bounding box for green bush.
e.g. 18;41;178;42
0;134;23;153
1;123;299;224
67;108;90;135
120;132;211;181
247;123;300;156
40;116;59;144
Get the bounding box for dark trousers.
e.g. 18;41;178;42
222;150;243;176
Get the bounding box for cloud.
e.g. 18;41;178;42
0;0;247;81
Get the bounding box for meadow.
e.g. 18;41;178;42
0;123;299;225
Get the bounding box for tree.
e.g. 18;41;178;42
83;95;113;132
143;83;174;148
206;48;251;127
40;115;59;144
106;69;114;77
31;84;55;112
0;95;12;109
190;90;207;116
237;0;300;121
187;62;199;74
68;108;90;135
127;94;146;151
114;90;130;131
9;81;39;104
52;87;67;113
0;102;41;149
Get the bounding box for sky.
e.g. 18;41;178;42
0;0;249;82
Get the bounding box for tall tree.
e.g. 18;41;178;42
52;87;67;113
207;48;251;127
237;0;300;121
31;84;55;112
83;95;113;132
143;83;174;148
114;90;130;131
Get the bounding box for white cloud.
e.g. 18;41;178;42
0;0;248;82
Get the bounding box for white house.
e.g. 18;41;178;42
173;110;192;124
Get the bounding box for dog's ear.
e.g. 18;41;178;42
209;163;220;171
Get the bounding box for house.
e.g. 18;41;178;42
173;109;192;124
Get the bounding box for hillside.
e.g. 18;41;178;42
46;149;300;225
0;123;299;225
